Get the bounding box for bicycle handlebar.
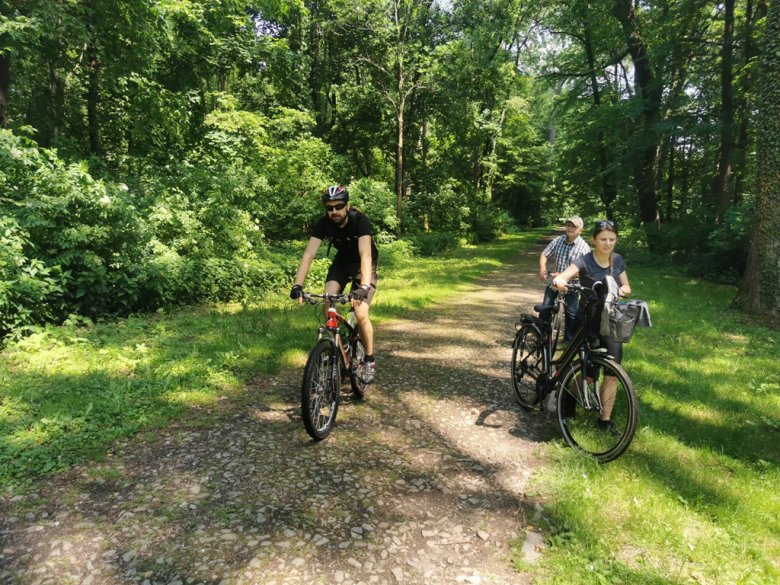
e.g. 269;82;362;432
556;280;627;300
301;292;352;305
547;277;579;288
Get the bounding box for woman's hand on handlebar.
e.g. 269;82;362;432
551;276;568;291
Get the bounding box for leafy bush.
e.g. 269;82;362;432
619;209;751;284
378;239;414;267
406;180;472;236
348;178;398;240
472;205;508;242
401;233;459;256
1;129;148;319
0;217;65;337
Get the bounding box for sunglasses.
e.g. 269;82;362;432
596;220;616;228
325;203;347;212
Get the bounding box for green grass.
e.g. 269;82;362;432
515;268;780;584
0;231;547;487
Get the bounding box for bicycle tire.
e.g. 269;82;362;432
551;301;565;354
301;339;341;440
556;356;638;463
349;336;367;399
511;326;544;409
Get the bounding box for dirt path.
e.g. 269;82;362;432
0;233;561;585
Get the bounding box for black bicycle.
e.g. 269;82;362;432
546;277;579;356
299;292;369;440
511;283;638;462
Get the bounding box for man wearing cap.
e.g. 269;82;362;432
538;216;590;344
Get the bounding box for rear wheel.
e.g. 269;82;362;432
556;356;638;463
301;339;341;440
350;336;367;399
511;326;544;409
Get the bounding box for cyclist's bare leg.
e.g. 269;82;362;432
600;375;618;420
323;280;341;319
353;301;373;355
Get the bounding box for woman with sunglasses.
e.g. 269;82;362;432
552;220;631;433
290;186;379;383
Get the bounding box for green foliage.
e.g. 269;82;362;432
401;233;459;256
619;207;751;284
0;217;65;337
348;178;398;240
406;180;472;235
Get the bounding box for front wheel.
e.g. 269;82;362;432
511;326;544;410
349;336;367;399
301;339;341;440
556;356;638;463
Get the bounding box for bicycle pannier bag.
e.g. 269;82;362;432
600;301;640;343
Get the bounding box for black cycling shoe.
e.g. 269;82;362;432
596;418;622;438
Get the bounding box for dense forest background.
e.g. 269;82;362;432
1;0;777;336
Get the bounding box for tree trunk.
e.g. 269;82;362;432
483;106;507;201
0;51;8;129
735;1;780;316
584;29;618;217
716;0;735;222
395;106;404;226
733;0;768;203
86;48;101;155
680;139;692;216
666;135;675;222
612;0;661;231
47;61;64;139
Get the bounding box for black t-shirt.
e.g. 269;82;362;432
312;208;379;264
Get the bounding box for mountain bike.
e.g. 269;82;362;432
299;292;369;440
511;283;638;462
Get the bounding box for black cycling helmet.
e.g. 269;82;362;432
322;185;349;203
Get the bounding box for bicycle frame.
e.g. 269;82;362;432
321;305;359;370
541;285;608;413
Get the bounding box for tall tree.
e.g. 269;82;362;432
0;0;29;129
345;0;442;225
735;0;780;316
611;0;661;229
716;0;735;221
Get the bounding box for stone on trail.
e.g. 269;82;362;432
522;530;547;564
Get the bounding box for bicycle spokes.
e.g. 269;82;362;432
557;357;638;463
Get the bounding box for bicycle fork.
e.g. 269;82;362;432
561;348;603;414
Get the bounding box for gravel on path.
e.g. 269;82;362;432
0;232;562;585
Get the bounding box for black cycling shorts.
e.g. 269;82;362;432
326;261;378;305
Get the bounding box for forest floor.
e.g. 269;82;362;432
0;232;563;585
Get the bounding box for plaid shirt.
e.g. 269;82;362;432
542;235;590;273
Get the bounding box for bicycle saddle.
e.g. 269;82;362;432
534;305;555;321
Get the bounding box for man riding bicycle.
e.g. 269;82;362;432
538;216;590;344
290;186;379;383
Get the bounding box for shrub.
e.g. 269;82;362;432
348;178;399;239
0;217;65;337
401;233;459;256
378;239;414;267
405;180;472;236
